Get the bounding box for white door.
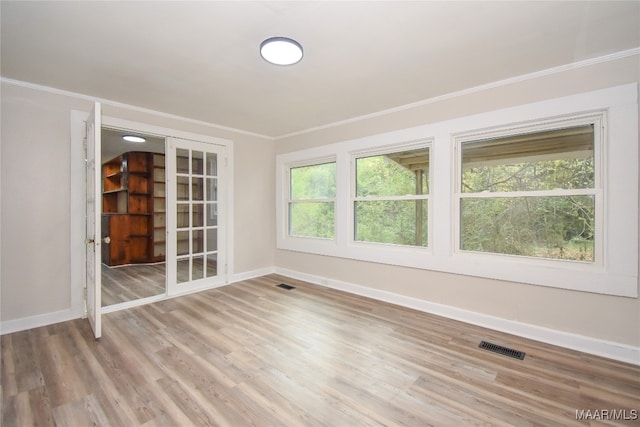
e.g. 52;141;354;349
167;137;227;295
85;102;102;338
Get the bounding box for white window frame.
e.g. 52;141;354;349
454;113;604;266
349;141;432;250
275;84;638;297
286;156;337;241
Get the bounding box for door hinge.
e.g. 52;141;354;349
83;287;88;301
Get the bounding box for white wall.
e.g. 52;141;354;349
0;82;275;326
1;53;638;364
274;54;640;357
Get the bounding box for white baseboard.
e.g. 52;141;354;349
274;267;640;366
0;308;84;335
4;266;638;366
230;266;276;283
0;267;276;335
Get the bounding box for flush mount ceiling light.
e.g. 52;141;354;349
122;135;146;143
260;37;303;66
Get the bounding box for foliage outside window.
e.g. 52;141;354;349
354;147;429;246
459;123;597;261
289;161;336;239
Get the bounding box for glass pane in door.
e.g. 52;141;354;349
204;152;218;280
192;151;204;174
177;149;189;173
175;146;219;284
177;258;189;284
206;203;218;226
206;153;217;176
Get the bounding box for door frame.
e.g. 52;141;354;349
85;102;102;338
70;111;234;315
166;137;228;296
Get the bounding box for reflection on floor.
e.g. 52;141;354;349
102;262;165;306
177;257;217;284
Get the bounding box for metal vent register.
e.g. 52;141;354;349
479;341;525;360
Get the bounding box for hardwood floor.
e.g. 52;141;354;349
2;274;639;426
101;263;166;306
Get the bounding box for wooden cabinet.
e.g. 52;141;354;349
102;151;165;266
152;154;166;262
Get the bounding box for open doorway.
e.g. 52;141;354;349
100;128;166;307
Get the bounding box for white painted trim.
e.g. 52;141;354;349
102;115;232;147
101;268;274;314
0;308;84;336
1;268;276;332
70;108;236;323
165;137;230;295
4;49;638;141
101;268;275;315
3;265;637;365
275;48;640;139
70;110;89;317
275;84;639;297
101;295;168;314
225;148;235;280
229;267;276;283
2;77;272;140
274;267;640;366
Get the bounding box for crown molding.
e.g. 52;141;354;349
0;77;275;141
3;47;638;141
274;47;640;140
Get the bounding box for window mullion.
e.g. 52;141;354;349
289;198;336;204
460;189;597;199
354;195;429;202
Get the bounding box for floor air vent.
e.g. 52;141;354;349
479;341;525;360
276;283;296;290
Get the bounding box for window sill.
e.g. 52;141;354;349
277;237;637;297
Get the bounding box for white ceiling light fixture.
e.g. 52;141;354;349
260;37;303;66
122;135;146;143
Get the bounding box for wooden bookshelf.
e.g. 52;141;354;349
151;153;166;262
101;151;165;266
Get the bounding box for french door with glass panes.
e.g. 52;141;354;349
167;137;226;294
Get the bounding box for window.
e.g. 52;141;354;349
288;161;336;239
276;84;638;297
457;118;600;262
353;146;430;247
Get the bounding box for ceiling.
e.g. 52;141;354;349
2;1;639;139
101;128;165;162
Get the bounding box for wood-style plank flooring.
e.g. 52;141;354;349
101;263;166;306
2;274;639;426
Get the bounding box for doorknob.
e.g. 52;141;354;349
85;237;110;244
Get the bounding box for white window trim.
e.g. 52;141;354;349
454;112;605;267
349;140;433;250
277;155;339;253
275;84;638;297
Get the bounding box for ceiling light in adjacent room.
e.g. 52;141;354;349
122;135;146;143
260;37;303;66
